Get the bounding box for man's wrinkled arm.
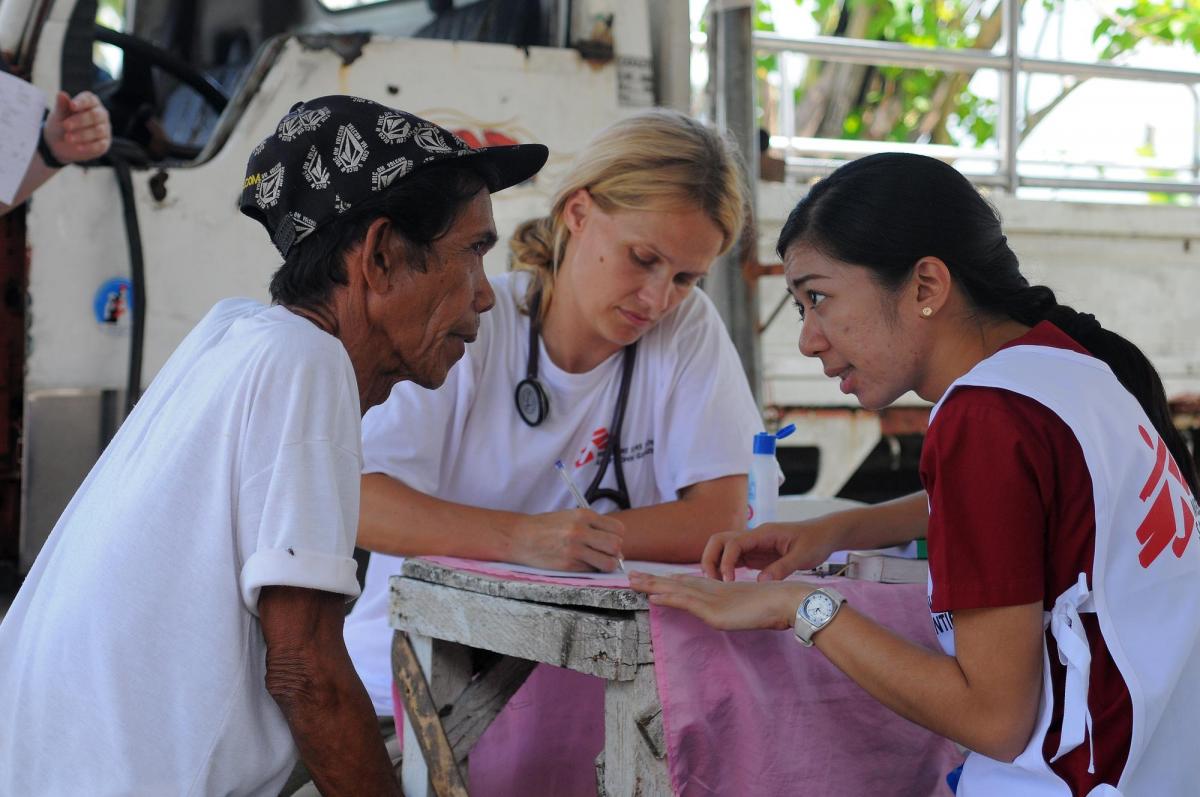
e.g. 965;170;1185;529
259;585;402;796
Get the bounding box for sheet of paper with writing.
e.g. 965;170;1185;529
0;73;48;205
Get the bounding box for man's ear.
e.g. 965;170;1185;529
355;217;405;295
562;188;594;236
911;256;952;316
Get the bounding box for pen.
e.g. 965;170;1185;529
554;459;626;574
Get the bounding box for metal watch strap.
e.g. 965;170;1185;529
793;587;847;647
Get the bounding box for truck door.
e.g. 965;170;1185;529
2;0;666;575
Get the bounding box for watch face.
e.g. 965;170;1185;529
803;592;836;626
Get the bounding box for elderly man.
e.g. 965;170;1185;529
0;96;546;795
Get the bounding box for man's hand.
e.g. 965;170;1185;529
42;91;111;165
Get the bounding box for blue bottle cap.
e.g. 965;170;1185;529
753;432;776;455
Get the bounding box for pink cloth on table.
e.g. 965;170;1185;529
391;659;604;796
395;559;963;797
651;575;965;797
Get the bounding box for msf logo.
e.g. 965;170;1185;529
1135;424;1200;568
575;428;610;469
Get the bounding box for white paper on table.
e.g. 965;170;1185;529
0;73;48;205
826;540;921;565
494;560;704;581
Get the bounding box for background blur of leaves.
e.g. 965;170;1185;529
753;0;1200;149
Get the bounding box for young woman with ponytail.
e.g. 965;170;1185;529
632;152;1200;796
341;109;764;793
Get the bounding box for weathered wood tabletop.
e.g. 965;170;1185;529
389;558;670;797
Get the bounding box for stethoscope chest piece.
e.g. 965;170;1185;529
515;287;635;508
515;378;549;427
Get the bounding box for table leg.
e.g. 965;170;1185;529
393;631;471;797
603;663;672;796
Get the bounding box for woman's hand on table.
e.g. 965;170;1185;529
509;508;626;572
702;519;845;582
628;572;812;631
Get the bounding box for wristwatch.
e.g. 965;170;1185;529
793;587;846;647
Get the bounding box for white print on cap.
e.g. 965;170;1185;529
334;124;369;173
290;212;317;243
372;158;412;191
252;140;266;156
255;163;284;209
413;125;453;154
377;113;413;144
334;194;352;214
303;147;331;190
277;107;331;142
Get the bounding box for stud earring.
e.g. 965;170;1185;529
921;307;933;318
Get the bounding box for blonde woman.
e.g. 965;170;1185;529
341;109;763;794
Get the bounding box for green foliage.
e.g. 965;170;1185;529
769;0;1200;153
788;0;1003;147
1093;1;1200;59
756;0;780;81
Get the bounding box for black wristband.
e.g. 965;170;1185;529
37;122;66;169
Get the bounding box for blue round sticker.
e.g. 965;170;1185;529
93;278;134;325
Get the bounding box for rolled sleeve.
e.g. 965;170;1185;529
241;547;361;614
237;440;364;614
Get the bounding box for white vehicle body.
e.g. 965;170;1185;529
1;0;1195;572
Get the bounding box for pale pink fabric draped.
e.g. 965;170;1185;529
393;558;963;796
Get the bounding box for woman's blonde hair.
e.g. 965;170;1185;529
509;108;749;319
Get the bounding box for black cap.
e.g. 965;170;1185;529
240;95;549;257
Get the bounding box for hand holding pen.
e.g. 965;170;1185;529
555;459;627;574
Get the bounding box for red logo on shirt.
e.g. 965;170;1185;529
575;427;610;468
1135;424;1199;568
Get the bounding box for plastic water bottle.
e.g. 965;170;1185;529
748;424;795;529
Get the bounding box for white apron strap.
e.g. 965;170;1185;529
1045;573;1097;773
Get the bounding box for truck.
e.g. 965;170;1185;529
1;0;1197;582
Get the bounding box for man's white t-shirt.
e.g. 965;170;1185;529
0;299;364;796
345;271;763;714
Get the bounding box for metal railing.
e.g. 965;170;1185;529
730;1;1200;196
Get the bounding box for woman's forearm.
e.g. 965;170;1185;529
814;600;1043;761
613;475;747;562
358;473;748;566
357;472;525;560
837;491;929;550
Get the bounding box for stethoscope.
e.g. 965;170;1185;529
514;290;636;511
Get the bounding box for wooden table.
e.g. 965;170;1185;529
389;558;671;797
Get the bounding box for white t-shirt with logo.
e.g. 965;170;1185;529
0;299;364;796
345;271;762;714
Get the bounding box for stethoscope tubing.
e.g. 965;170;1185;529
515;288;635;511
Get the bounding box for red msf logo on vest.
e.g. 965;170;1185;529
1136;424;1199;568
575;427;610;468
